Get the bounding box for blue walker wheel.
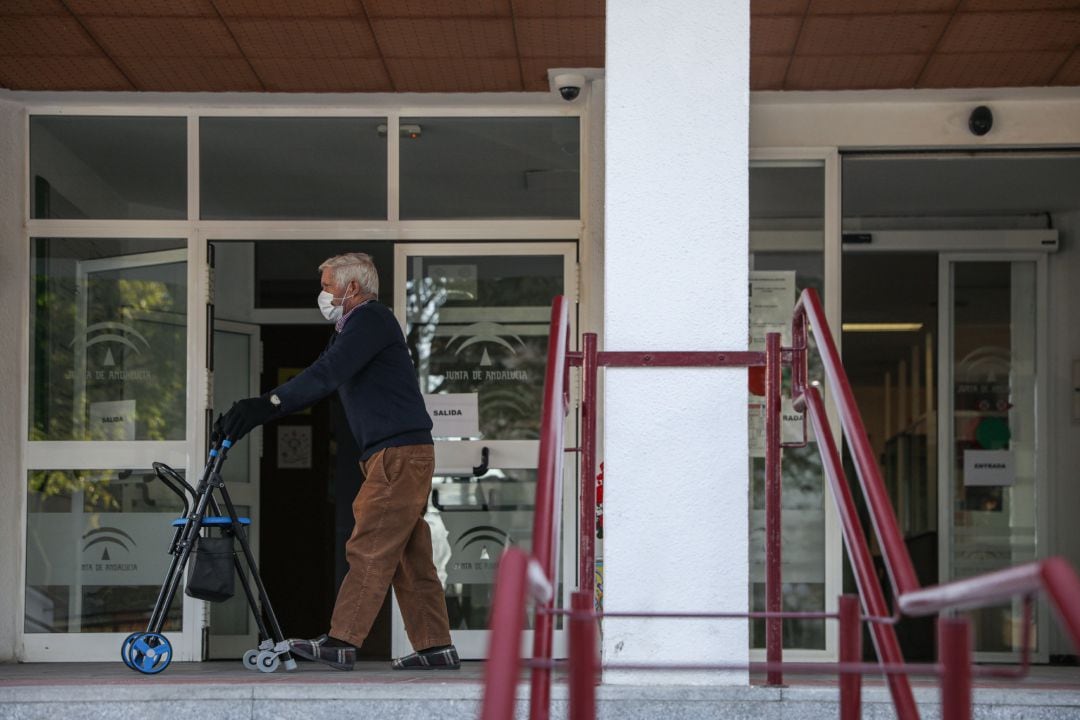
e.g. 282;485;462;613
121;632;144;669
126;632;173;675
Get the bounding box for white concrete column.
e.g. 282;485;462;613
603;1;749;684
0;97;27;661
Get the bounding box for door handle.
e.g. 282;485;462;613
472;446;490;477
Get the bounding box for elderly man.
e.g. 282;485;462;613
216;251;457;671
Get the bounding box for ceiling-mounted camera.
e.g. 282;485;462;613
552;73;585;102
968;105;993;136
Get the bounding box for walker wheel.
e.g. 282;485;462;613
127;632;173;675
243;649;260;671
257;650;280;673
121;632;144;670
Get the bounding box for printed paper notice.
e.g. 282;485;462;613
424;393;481;438
89;399;136;440
750;271;796;351
277;425;312;469
963;450;1015;487
748;398;809;457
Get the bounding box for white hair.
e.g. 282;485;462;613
319;252;379;296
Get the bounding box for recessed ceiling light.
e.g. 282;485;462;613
842;323;924;332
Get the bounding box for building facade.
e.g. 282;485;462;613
2;0;1080;678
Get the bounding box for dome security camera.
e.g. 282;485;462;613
553;73;585;102
969;105;993;136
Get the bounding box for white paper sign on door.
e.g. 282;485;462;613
748;398;809;457
963;450;1015;486
424;393;481;438
749;270;796;351
89;399;136;440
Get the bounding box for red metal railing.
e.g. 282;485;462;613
481;291;1080;720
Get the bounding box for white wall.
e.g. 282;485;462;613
0;97;26;661
604;0;749;683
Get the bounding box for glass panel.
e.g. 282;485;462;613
400;117;580;219
25;468;185;633
404;254;564;440
30;238;188;441
842;252;940;659
213;330;252;483
427;469;547;629
748;161;827;650
251;240;395;309
950;261;1038;654
30;116;186;220
843;253;939;537
200;117;387;220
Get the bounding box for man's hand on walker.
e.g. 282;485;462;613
219;396;277;441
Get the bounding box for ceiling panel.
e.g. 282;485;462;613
1;0;70;15
373;18;517;58
797;13;950;55
1053;50;1080;84
920;50;1070;87
83;17;242;57
386;57;521;92
751;15;802;56
515;18;604;57
751;56;790;89
364;0;512;18
228;18;381;58
0;56;131;90
64;0;215;16
251;57;392;92
938;11;1080;52
810;0;959;13
0;16;101;56
787;54;925;89
511;0;604;17
117;56;262;91
753;0;810;16
962;0;1080;10
212;0;363;17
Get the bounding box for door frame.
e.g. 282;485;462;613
391;241;579;659
937;251;1050;663
206;318;262;658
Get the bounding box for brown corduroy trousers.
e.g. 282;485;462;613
329;444;452;651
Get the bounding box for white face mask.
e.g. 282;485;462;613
318;288;356;323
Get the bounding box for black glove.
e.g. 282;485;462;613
211;413;225;446
219;396;277;442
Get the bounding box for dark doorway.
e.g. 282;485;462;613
258;324;393;659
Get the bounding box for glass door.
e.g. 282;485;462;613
23;239;196;661
939;254;1048;661
206;319;261;658
393;242;577;659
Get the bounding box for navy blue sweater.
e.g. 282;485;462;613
270;302;432;460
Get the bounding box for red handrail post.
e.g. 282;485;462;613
569;590;598;720
803;387;920;720
529;297;571;720
939;616;972;720
764;332;783;686
579;332;599;598
480;548;530;720
838;594;862;720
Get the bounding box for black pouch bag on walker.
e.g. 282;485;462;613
186;536;236;602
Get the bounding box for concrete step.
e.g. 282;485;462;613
2;662;1079;720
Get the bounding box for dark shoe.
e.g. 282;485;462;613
287;634;355;671
392;644;461;670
